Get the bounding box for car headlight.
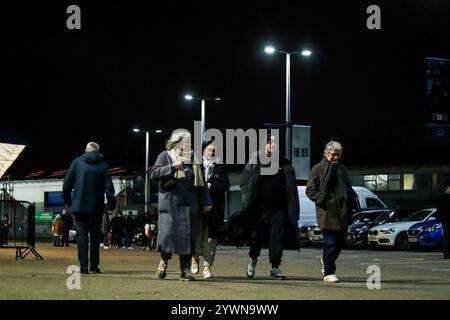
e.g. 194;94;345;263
380;228;397;234
424;224;441;233
354;226;367;234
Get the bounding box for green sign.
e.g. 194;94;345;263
35;211;53;224
121;209;138;216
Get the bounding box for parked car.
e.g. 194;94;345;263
308;208;394;246
346;209;396;247
68;228;78;243
298;186;387;244
368;208;437;250
307;226;323;244
408;220;442;249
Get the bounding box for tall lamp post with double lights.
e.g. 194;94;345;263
264;45;312;161
132;128;162;212
184;94;221;143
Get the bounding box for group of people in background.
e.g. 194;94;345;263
51;208;73;247
102;209;158;250
60;134;449;282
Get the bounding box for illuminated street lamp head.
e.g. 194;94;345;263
301;49;312;57
264;46;275;54
184;94;193;100
155;130;162;133
132;128;140;133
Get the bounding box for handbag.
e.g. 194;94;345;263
159;176;176;190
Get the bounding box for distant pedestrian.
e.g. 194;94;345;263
101;210;112;249
52;214;62;246
125;211;136;249
139;210;154;250
149;129;212;281
1;214;11;245
306;140;359;283
60;208;74;247
436;185;450;259
111;211;125;248
62;142;116;274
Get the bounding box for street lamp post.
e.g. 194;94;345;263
185;94;221;143
133;128;162;212
264;46;312;161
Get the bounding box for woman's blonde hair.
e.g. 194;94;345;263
165;129;191;151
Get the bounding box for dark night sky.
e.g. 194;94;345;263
2;0;450;177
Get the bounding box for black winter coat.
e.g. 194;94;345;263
204;163;230;238
62;152;116;215
437;192;450;223
228;152;300;250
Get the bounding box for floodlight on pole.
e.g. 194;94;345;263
263;45;312;161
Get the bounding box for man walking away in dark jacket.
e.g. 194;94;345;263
62;142;116;274
436;186;450;259
306;141;358;283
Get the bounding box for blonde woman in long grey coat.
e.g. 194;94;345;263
149;129;212;281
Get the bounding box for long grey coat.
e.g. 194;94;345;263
149;151;212;255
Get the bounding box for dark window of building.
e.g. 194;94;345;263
366;198;385;208
414;174;432;190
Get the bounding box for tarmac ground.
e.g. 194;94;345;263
0;242;449;300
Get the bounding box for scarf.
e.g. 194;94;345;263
203;157;216;182
320;157;349;203
168;148;204;187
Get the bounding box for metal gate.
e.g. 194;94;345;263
0;199;43;260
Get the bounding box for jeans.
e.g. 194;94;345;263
322;229;348;276
75;213;102;269
53;235;61;246
194;211;219;267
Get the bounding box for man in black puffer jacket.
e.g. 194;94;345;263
62;142;116;274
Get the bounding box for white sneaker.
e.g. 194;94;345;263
323;274;339;283
191;257;199;274
156;260;168;279
127;247;134;250
203;266;212;279
246;259;257;278
103;246;110;250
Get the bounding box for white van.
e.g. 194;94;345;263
297;186;387;239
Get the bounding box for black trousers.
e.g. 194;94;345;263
62;231;69;246
443;222;450;258
322;229;348;276
248;208;285;268
75;213;102;269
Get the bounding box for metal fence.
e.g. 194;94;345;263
0;199;43;260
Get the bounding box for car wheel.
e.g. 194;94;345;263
394;232;409;250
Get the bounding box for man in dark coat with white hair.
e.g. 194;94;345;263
306;140;358;283
62;142;116;274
